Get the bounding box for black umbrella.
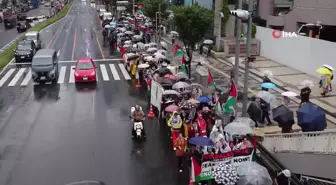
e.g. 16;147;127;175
160;78;175;85
247;102;262;122
158;58;171;64
272;105;294;127
154;68;171;76
127;54;139;61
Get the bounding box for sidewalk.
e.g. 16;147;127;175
161;35;336;134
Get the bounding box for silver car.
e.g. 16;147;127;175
25;31;42;49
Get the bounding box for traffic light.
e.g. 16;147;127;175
229;9;250;20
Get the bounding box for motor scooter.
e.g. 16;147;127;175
131;107;146;140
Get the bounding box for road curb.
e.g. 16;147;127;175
0;3;74;76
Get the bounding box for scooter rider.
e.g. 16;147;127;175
131;105;146;138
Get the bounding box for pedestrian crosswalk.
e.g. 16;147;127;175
0;63;132;87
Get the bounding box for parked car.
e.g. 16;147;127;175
14;40;37;62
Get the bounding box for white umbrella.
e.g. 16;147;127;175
203;39;213;44
137;42;145;49
160;41;167;49
323;64;334;71
117;33;125;36
144;44;150;49
144;56;154;61
163;90;180;96
123;44;131;48
104;25;111;28
228;57;244;65
118;27;126;32
170;31;179;36
149;42;157;47
125;31;134;35
262;70;274;77
155;54;166;61
124;40;132;45
147;47;158;53
300;80;314;87
232;117;255;127
133;35;142;40
132;44;137;48
224;122;253;135
281;91;297;97
153;52;163;56
157;49;166;55
257;91;275;103
138;63;150;69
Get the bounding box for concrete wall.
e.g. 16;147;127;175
256;26;336;84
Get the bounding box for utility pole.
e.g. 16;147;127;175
158;3;161;42
241;0;253;116
233;0;242;89
214;0;222;51
132;0;135;15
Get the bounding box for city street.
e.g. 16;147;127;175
0;6;55;49
0;1;187;185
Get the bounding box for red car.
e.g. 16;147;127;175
73;58;97;83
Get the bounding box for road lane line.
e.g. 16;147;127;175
21;69;32;86
71;28;77;61
93;30;105;59
57;66;67;83
0;69;15;87
47;28;61;48
100;64;109;81
69;65;75;83
118;64;131;80
8;68;26;86
109;64;120;80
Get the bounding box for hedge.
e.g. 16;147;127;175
0;4;71;70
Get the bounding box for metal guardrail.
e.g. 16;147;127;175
300;176;336;185
262;130;336;154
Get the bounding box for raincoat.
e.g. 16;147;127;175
197;113;207;137
174;137;187;156
168;114;183;148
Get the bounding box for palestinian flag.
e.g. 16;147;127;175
173;44;184;57
116;47;126;59
224;80;238;113
208;71;215;87
191;157;202;182
181;56;187;73
215;96;222;114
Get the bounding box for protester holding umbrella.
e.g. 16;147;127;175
261;70;273;91
260;99;272;125
174;133;187;172
299;80;312;107
323;64;334;92
317;67;331;96
167;111;183;149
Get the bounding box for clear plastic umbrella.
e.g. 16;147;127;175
170;31;179;36
144;56;154;62
172;81;190;89
125;31;134;35
133;35;142;40
224;122;253;135
232;117;256;127
149;42;157;47
157;49;167;55
163;90;180;96
257;91;275;104
144;44;150;49
160;41;167;49
237;162;272;185
138;63;150;69
104;25;111;28
117;33;125;36
123;44;131;48
176;72;189;80
124;40;132;45
155;54;166;61
203;39;213;44
147;47;158;53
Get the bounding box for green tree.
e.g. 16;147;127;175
143;0;169;19
221;0;230;36
173;4;214;78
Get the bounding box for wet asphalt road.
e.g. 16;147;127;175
0;6;55;49
0;1;186;185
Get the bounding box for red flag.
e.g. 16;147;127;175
207;71;215;86
173;44;181;55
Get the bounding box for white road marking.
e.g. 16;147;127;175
0;69;15;87
8;68;26;86
109;64;120;80
21;69;32;86
100;64;109;81
69;65;75;83
57;66;67;84
118;63;131;80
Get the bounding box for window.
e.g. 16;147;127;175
33;57;53;66
76;62;94;70
17;44;31;50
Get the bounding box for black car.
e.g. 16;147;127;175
17;22;28;33
4;16;17;29
14;40;36;62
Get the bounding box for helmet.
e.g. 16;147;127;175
135;105;140;110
